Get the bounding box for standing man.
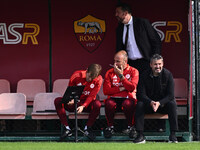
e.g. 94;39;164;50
54;64;103;141
134;54;178;143
103;50;139;138
115;2;161;73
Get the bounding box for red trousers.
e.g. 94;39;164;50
105;98;136;127
54;97;101;127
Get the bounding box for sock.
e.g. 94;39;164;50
65;126;70;130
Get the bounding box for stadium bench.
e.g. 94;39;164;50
17;79;46;106
67;78;187;140
52;79;69;96
0;79;10;94
55;78;188;141
31;92;61;120
0;93;26;119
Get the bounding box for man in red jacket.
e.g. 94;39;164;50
103;50;139;138
54;64;103;140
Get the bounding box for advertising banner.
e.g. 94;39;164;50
0;0;189;93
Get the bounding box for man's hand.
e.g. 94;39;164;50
150;101;160;112
67;99;74;105
119;87;126;91
114;63;123;76
77;105;85;114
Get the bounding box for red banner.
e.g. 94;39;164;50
0;0;49;91
0;0;189;93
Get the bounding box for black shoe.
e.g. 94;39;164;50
129;126;137;138
133;134;146;144
122;127;131;134
169;134;178;143
60;128;72;139
104;127;114;138
122;126;137;138
84;127;96;141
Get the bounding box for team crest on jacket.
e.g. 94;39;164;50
74;15;106;53
90;83;95;88
125;74;130;79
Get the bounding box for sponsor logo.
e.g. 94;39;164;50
112;75;123;87
74;15;106;53
152;21;182;42
0;23;40;44
83;91;90;95
113;75;118;83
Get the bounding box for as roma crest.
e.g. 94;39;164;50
74;15;106;53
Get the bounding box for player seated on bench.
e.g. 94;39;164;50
103;50;139;138
54;64;103;141
134;54;178;143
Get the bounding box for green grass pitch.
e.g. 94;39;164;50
0;142;200;150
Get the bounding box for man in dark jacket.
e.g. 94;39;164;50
115;3;161;73
134;54;178;143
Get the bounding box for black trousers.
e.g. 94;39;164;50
135;100;178;132
128;58;150;74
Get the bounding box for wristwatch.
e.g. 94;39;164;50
118;74;124;79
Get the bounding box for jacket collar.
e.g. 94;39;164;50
149;68;164;78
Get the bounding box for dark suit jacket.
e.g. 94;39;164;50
116;17;161;61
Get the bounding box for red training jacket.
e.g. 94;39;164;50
103;64;139;99
68;70;103;108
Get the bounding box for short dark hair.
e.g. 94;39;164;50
116;2;132;14
87;64;102;79
150;54;163;63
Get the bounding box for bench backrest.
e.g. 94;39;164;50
17;79;46;105
0;93;26;119
0;79;10;94
52;79;69;96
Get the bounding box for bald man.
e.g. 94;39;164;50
103;50;139;138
